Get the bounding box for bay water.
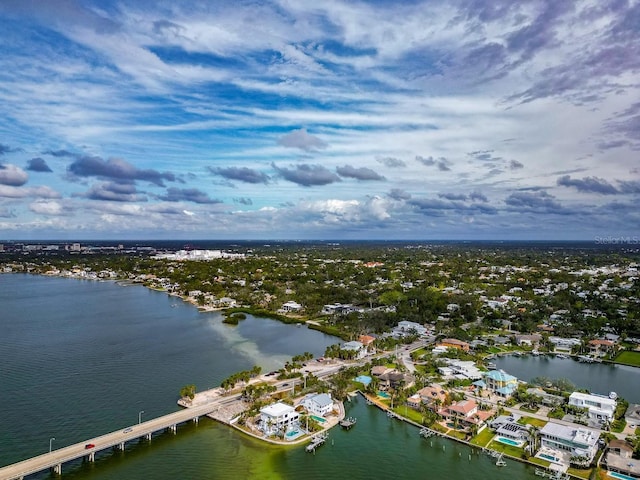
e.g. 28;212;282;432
1;274;541;479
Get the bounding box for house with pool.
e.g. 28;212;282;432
538;422;600;464
301;393;334;418
259;402;300;437
568;391;617;425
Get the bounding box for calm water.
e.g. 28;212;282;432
0;275;539;479
494;354;640;403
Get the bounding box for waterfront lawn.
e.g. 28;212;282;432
489;440;525;459
614;350;640;367
470;428;494;447
527;457;551;468
567;467;592;479
448;430;467;440
392;406;423;425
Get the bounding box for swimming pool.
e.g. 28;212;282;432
496;436;524;447
285;429;304;441
608;472;636;480
311;415;327;423
378;391;391;399
538;453;560;462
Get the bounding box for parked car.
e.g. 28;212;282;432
84;443;95;449
122;427;133;433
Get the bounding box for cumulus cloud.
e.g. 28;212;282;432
438;192;468;201
277;128;327;151
83;181;148;202
509;160;524;170
557;175;619;195
469;191;488;202
68;156;176;186
208;166;270;184
29;200;68;216
0;164;29;186
0;185;60;198
377;157;406;168
233;197;253;205
388;188;411;201
43;149;76;158
468;150;502;162
409;197;497;216
416;155;451;171
336;165;385;181
158;187;223;204
26;157;53;172
505;191;567;213
272;163;340;186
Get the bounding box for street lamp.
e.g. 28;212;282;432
138;410;144;424
49;437;55;453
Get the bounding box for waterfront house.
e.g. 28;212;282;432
279;300;303;313
587;339;616;357
437;338;470;352
526;387;564;407
625;403;640;428
603;439;640;479
259;402;300;436
410;384;447;411
444;399;493;428
378;371;415;391
483;370;518;398
539;422;599;463
568;392;616;424
514;334;542;347
302;393;333;418
341;341;366;359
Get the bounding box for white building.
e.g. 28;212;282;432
394;320;427;337
302;393;333;417
568;392;617;424
341;341;366;359
279;300;303;313
539;422;600;462
259;402;299;436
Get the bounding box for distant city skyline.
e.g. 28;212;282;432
0;1;638;240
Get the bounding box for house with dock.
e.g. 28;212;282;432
302;393;334;418
538;422;600;464
259;402;300;437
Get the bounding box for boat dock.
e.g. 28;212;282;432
305;433;328;453
339;417;357;429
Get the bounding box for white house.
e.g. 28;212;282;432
259;402;299;436
279;300;303;313
395;320;427;336
568;392;617;424
302;393;334;417
341;341;366;359
539;422;600;462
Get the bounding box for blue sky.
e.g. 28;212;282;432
0;0;638;240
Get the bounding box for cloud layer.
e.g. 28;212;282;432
0;1;638;239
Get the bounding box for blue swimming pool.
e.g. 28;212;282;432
496;436;523;447
608;472;636;480
538;453;559;462
378;391;391;399
311;415;326;423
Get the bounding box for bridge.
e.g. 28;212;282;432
0;396;240;480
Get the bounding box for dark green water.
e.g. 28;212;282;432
0;274;538;479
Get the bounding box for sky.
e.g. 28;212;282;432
0;0;638;241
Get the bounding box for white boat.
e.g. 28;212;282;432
495;453;507;466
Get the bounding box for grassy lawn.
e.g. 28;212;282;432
392;406;423;424
470;428;494;447
448;430;467;440
567;467;593;479
527;457;551;468
611;419;627;433
518;416;547;428
613;350;640;367
489;440;525;458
